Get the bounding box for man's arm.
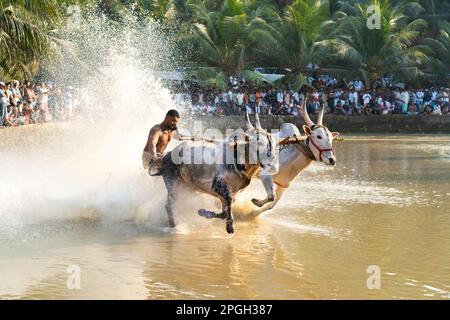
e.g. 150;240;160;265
147;128;161;159
174;131;198;141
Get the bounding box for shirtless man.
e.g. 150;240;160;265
143;109;197;175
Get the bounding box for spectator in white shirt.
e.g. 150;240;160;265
400;89;409;113
363;92;371;107
354;79;364;92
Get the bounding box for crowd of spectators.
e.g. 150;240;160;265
174;77;450;117
0;80;79;127
1;75;449;128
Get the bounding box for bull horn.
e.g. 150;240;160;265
245;112;255;130
301;96;314;127
254;113;262;130
317;103;325;125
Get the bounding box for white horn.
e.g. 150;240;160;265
246;112;255;130
317;103;325;125
254;113;262;130
301;96;314;127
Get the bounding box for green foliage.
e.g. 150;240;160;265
1;0;449;86
325;0;430;86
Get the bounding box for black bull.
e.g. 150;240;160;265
150;130;276;234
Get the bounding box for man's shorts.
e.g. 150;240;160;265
142;151;164;176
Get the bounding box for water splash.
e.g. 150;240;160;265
0;10;178;230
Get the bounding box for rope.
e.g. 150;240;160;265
282;138;316;161
233;136;244;178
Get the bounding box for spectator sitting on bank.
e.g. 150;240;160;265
442;103;449;115
3;106;24;127
433;104;442;115
407;101;416;115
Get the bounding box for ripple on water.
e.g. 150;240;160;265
406;143;450;162
264;217;332;237
282;178;428;211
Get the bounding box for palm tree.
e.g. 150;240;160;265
183;0;278;88
420;20;450;83
324;0;430;87
247;0;336;89
415;0;450;36
410;0;450;83
0;0;79;80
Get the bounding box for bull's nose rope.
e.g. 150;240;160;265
307;136;334;162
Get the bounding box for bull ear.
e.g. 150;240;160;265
303;125;312;136
332;132;340;139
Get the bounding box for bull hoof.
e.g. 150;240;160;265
251;198;265;208
226;221;234;234
169;220;176;228
198;209;214;219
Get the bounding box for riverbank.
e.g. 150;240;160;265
1;115;450;136
189;115;450;134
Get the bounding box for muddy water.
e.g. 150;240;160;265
1;127;450;299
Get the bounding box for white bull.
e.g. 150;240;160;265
247;98;340;217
